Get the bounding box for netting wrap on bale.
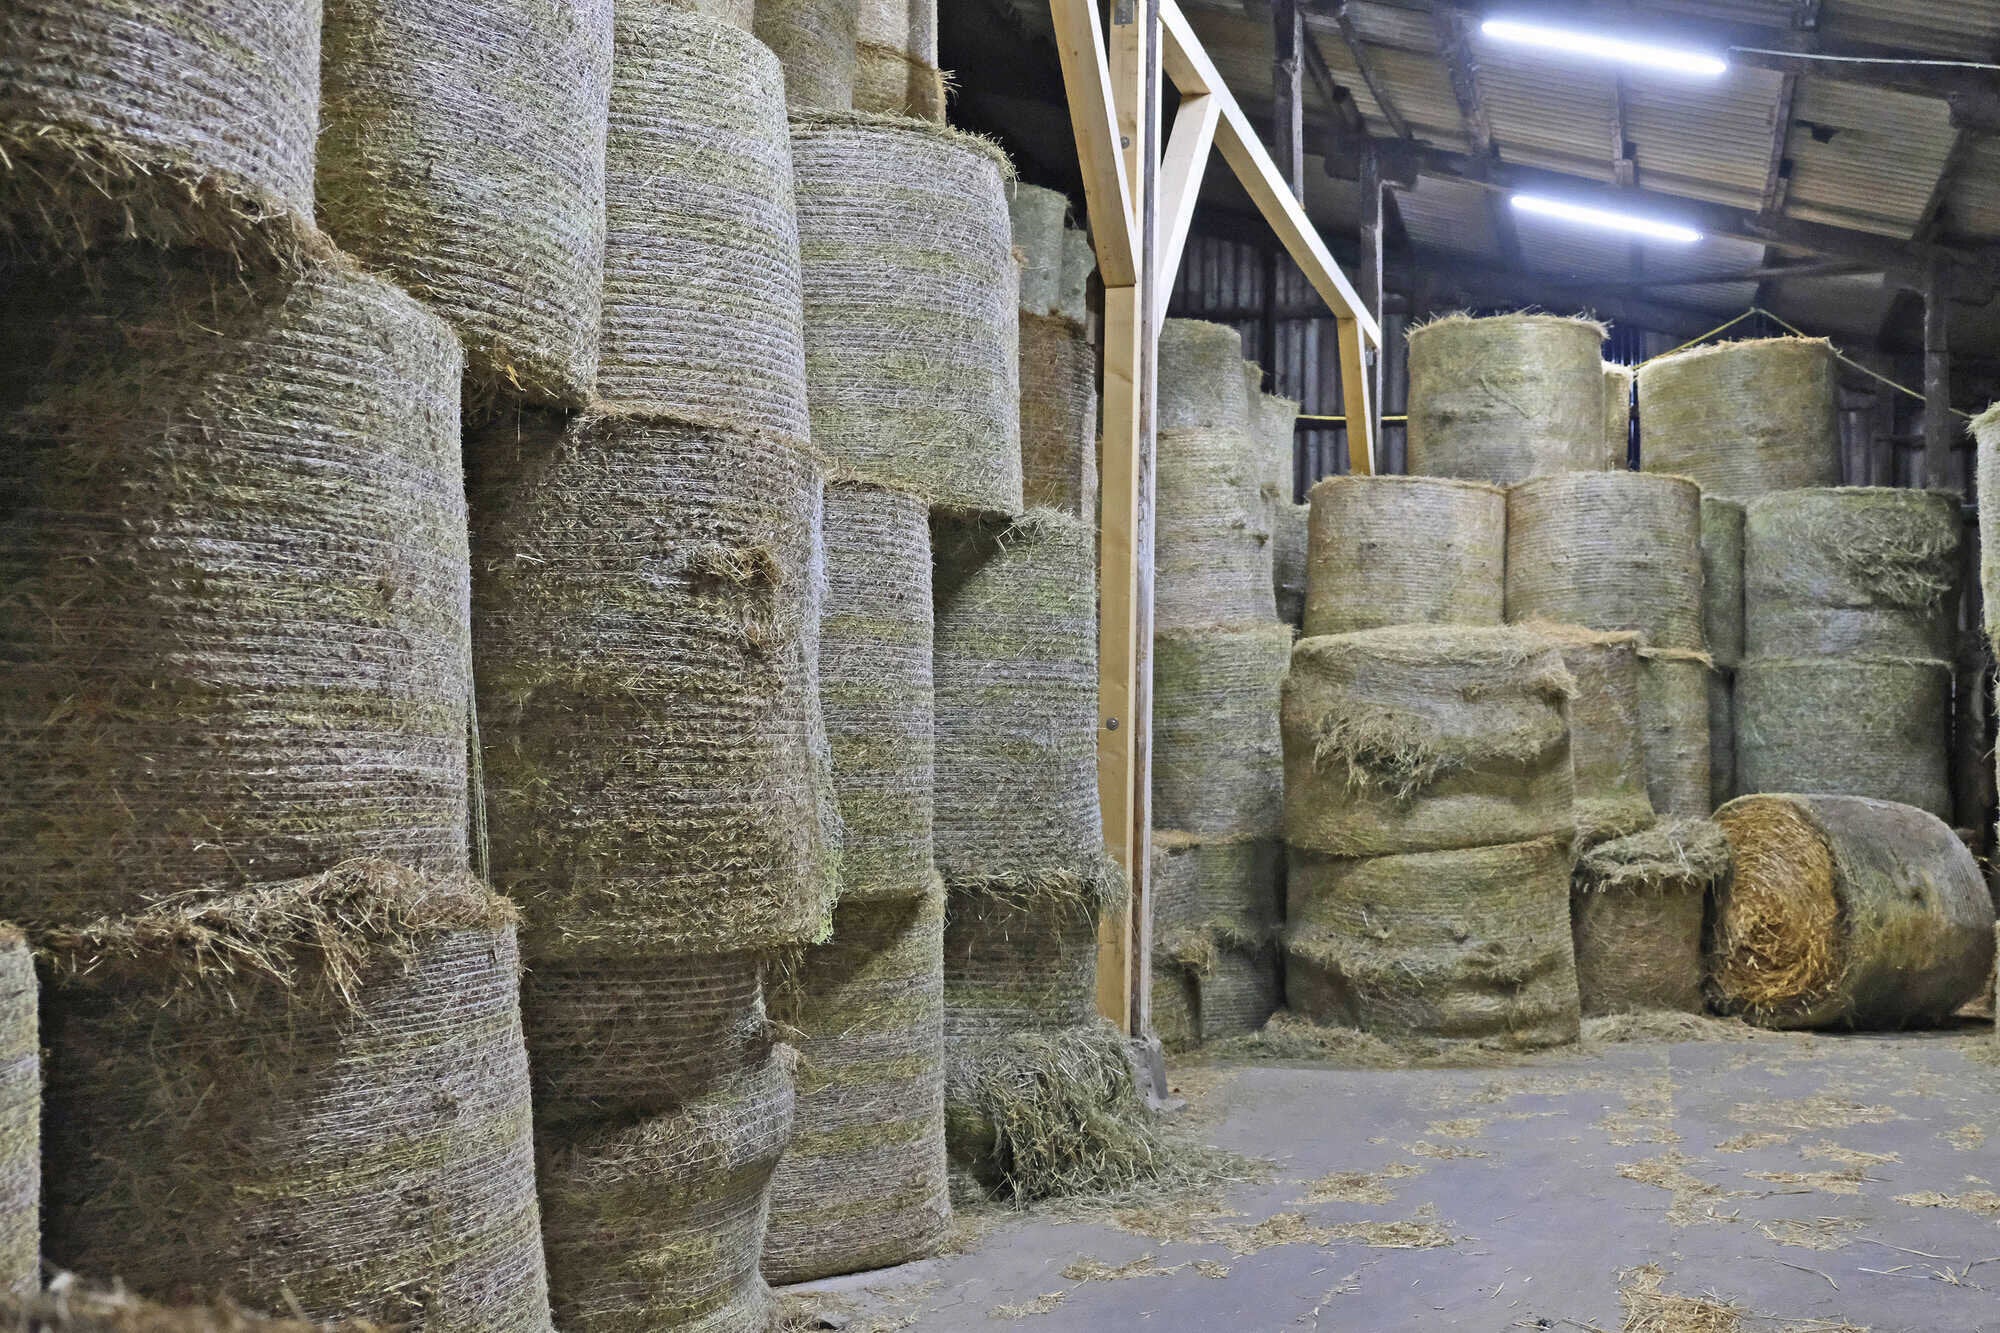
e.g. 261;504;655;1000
469;409;837;957
1009;183;1069;316
765;895;949;1283
41;862;552;1331
1304;476;1506;637
1058;225;1095;324
1151;834;1281;1045
1573;820;1730;1016
1636;650;1714;819
1734;656;1950;817
1255;387;1301;510
1158;320;1251;431
1702;497;1746;668
0;1291;388;1332
317;0;609;407
1532;627;1653;845
1274;502;1310;628
1709;667;1736;810
1635;337;1840;498
1019;311;1099;518
943;880;1107;1039
0;931;32;1295
854;0;944;120
1282;626;1576;857
1505;472;1704;651
1711;794;1997;1029
755;0;858;110
1602;363;1633;469
792;112;1021;516
538;1050;793;1333
1151;625;1290;838
0;252;469;927
1286;839;1581;1048
1155;424;1276;630
1977;405;2000;644
1744;487;1961;660
1405;313;1607;484
598;10;808;439
1152;945;1280;1050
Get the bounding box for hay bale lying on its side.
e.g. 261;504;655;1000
1702;497;1746;668
1154;425;1276;629
755;0;857;110
1709;667;1736;809
942;881;1108;1039
1636;649;1714;819
1602;363;1633;469
0;1290;387;1332
1744;487;1961;660
854;0;945;120
1305;476;1506;637
1286;839;1581;1048
1159;320;1252;431
469;409;837;957
1019;311;1099;518
765;895;950;1284
0;251;469;927
0;930;33;1295
1405;313;1607;484
1531;626;1653;845
41;862;552;1331
1573;820;1731;1016
1274;502;1310;628
1636;337;1840;499
1151;626;1291;838
1058;224;1095;324
1282;626;1576;857
1734;656;1950;817
1710;794;1996;1028
318;0;610;407
1505;471;1704;651
538;1050;793;1333
1009;183;1069;316
792;112;1021;516
597;10;808;439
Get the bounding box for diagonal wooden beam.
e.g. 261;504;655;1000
1430;5;1519;265
1328;2;1413;140
1047;0;1138;285
1157;93;1222;320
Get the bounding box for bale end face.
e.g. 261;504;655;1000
1709;797;1842;1023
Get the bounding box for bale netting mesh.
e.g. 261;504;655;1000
1152;945;1280;1049
1743;486;1961;660
1304;475;1506;637
40;861;552;1331
1635;337;1840;499
0;929;32;1295
792;112;1021;516
0;1290;389;1332
1702;497;1746;668
597;9;808;441
1009;183;1069;316
764;894;950;1284
1154;423;1277;630
1504;471;1704;651
0;0;320;260
1709;667;1736;810
537;1049;793;1333
1255;386;1301;510
317;0;610;408
1734;656;1950;818
1274;502;1310;628
1602;362;1633;469
1404;313;1607;484
0;249;469;927
1158;319;1251;432
1572;819;1731;1017
822;482;934;899
754;0;858;110
1710;793;1996;1029
1151;625;1290;837
1058;224;1095;324
1151;833;1281;1045
1977;404;2000;643
1019;311;1099;518
1528;625;1653;845
468;408;837;957
932;510;1106;889
1636;649;1714;819
1282;626;1576;858
1285;838;1581;1048
942;877;1109;1039
853;0;944;120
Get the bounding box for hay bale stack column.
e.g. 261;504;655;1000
1636;337;1841;498
1012;185;1099;520
1702;498;1746;808
853;0;944;120
1405;313;1608;484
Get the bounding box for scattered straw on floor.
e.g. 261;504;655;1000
1943;1123;1987;1150
1745;1167;1871;1196
1406;1141;1490;1161
1291;1163;1424;1206
988;1291;1065;1319
1893;1188;2000;1215
1756;1216;1862;1251
1729;1094;1898;1132
1059;1254;1183;1282
1717;1132;1793;1153
1801;1142;1898;1168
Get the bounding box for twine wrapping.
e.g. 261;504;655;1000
756;0;857;109
1158;320;1251;432
1009;182;1069;316
1019;311;1099;518
1735;656;1950;818
1151;833;1281;1045
1532;627;1654;845
1255;387;1301;509
1504;471;1704;652
1151;625;1290;838
1153;946;1279;1048
1057;224;1095;324
1305;475;1506;637
0;930;32;1295
943;881;1107;1040
1273;502;1310;628
1405;313;1606;484
1636;337;1840;499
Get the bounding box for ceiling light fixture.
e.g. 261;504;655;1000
1481;18;1728;77
1511;194;1703;243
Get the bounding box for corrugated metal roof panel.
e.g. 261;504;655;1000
1478;47;1622;176
1391;174;1497;259
1946;136;2000;239
1818;0;2000;59
1784;78;1953;238
1341;1;1436;54
1621;65;1783;208
1766;271;1896;343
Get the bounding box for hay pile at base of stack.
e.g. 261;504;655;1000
1305;476;1506;637
1151;835;1282;1048
1404;313;1608;484
1572;820;1730;1016
1635;337;1841;499
756;0;860;111
853;0;944;120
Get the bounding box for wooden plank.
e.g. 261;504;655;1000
1156;93;1220;325
1048;0;1138;286
1273;0;1305;195
1338;315;1375;474
1094;283;1143;1030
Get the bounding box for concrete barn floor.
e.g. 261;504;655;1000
785;1026;2000;1332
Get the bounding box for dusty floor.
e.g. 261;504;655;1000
783;1024;2000;1332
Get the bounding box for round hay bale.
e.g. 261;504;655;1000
0;929;32;1296
1702;497;1746;668
1154;946;1279;1047
1635;337;1840;498
1572;819;1731;1016
932;511;1105;889
942;881;1105;1039
597;10;808;440
1405;313;1606;484
1274;502;1310;628
1281;626;1577;857
1710;794;1996;1028
1532;626;1653;844
792;112;1021;516
754;0;858;110
1975;403;2000;643
1636;650;1714;819
41;862;552;1330
1159;320;1251;431
317;0;610;408
0;0;320;259
1150;832;1281;962
1151;625;1290;837
764;895;950;1284
1304;475;1506;637
1709;666;1736;810
0;251;469;927
1743;487;1961;660
1255;388;1301;509
468;408;837;957
1505;471;1704;651
1057;224;1095;324
538;1049;793;1333
0;1290;388;1332
1734;656;1950;817
1155;424;1276;630
1602;363;1633;468
1019;311;1099;518
853;0;944;120
1285;839;1581;1048
822;482;935;900
1150;962;1199;1051
1009;183;1069;316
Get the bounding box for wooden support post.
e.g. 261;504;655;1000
1357;144;1384;470
1273;0;1304;198
1924;257;1955;491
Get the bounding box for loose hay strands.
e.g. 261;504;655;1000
1604;362;1634;468
1405;312;1607;484
468;407;837;957
1154;424;1277;630
1285;838;1581;1048
317;0;610;408
0;1286;388;1332
792;111;1020;515
1711;793;1996;1029
1018;311;1099;518
1151;626;1291;837
0;930;32;1293
0;248;469;927
598;9;808;439
764;896;950;1283
538;1050;794;1333
1304;476;1506;637
1529;625;1654;844
1573;820;1731;1016
1636;337;1841;499
1734;656;1950;818
1505;471;1705;651
1282;626;1576;857
1274;502;1310;628
1158;320;1251;432
1702;497;1747;667
853;0;944;120
1636;649;1715;819
755;0;858;110
40;862;552;1331
1009;183;1069;316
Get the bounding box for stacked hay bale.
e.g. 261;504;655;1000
1572;820;1730;1016
1603;363;1634;469
853;0;945;120
1702;498;1746;807
1404;313;1609;484
1304;475;1506;637
1013;184;1098;516
1635;338;1841;497
758;0;861;110
0;934;31;1294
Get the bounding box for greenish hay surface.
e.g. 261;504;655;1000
1157;319;1251;432
1151;626;1289;836
755;0;859;111
0;932;33;1293
1303;475;1506;638
1018;311;1098;518
1505;471;1705;652
1405;311;1607;485
1733;657;1950;820
1153;421;1278;630
1635;336;1840;500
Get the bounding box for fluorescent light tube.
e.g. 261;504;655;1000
1511;194;1703;243
1482;18;1728;77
